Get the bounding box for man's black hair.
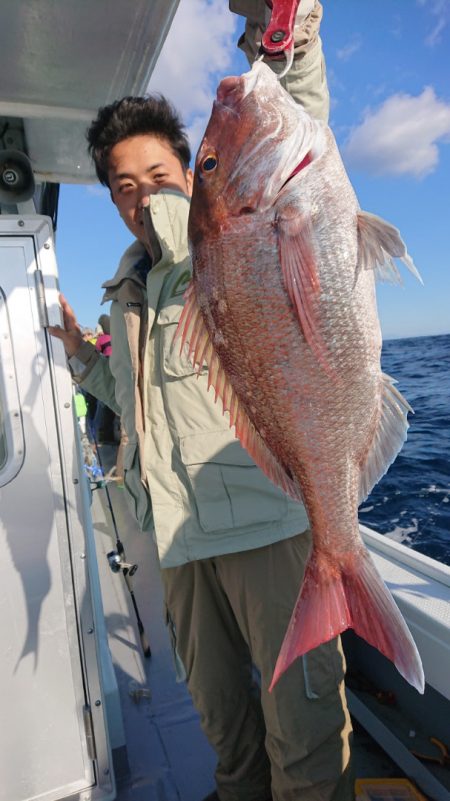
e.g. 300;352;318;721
86;95;191;187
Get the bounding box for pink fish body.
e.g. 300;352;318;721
178;61;424;693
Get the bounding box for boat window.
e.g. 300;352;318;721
0;289;25;486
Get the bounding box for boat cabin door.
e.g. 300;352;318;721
0;215;115;801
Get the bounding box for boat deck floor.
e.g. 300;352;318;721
90;446;415;801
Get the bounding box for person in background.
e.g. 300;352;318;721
95;313;112;357
81;327;96;344
78;329;98;425
73;389;88;436
50;3;353;799
95;313;128;483
92;313;117;443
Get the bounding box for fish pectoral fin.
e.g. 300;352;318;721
359;373;413;504
176;281;303;503
270;546;424;695
277;210;336;379
357;211;423;284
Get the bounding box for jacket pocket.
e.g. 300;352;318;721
123;442;153;532
302;638;346;700
179;429;288;533
157;301;208;378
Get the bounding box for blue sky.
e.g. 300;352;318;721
56;0;450;340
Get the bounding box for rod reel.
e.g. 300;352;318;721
107;549;138;577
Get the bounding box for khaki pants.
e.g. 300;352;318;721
162;532;354;801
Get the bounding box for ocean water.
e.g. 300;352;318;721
358;333;450;565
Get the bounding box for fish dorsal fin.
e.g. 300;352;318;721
176;282;303;502
357;211;423;284
277;207;336;378
359;372;413;505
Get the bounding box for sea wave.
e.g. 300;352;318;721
358;334;450;565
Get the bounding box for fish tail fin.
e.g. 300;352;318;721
270;546;424;694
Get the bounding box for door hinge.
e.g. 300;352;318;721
34;269;49;328
83;704;97;760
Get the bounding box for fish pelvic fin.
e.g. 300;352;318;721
277;209;339;382
270;545;424;694
357;211;423;284
175;281;303;503
359;373;412;505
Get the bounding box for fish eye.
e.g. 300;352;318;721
202;154;218;172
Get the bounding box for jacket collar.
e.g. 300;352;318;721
101;190;190;301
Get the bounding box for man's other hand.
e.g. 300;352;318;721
48;293;84;357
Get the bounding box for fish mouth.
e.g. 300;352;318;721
215;61;277;110
216;75;245;109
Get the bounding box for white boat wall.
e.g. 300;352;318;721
346;527;450;801
0;2;449;800
0;3;178;800
0;215;116;801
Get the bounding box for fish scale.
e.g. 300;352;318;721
178;60;425;693
201;231;312;458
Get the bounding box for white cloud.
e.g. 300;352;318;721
85;185;109;198
389;14;403;39
343;87;450;178
336;35;362;62
148;0;239;158
417;0;450;46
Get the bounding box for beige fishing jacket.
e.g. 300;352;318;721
70;191;309;567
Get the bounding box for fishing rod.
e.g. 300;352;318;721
86;421;151;659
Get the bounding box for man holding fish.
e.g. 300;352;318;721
51;1;423;798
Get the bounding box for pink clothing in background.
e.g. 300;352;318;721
95;333;112;357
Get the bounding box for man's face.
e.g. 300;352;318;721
108;134;193;243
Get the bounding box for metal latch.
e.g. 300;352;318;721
83;704;97;761
34;269;49;327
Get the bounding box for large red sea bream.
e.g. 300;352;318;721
177;61;424;692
